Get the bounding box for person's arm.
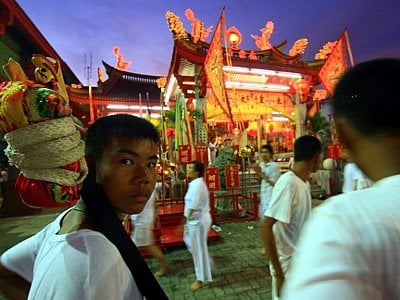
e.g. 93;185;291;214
0;263;30;299
261;216;285;295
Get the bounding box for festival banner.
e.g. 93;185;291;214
204;8;234;124
195;145;209;164
225;165;240;189
205;167;220;192
178;145;191;165
318;29;348;96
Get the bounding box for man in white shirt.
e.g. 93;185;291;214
261;135;322;299
283;58;400;299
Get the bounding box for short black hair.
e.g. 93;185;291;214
294;135;321;162
190;160;205;177
85;114;160;162
261;144;274;155
333;58;400;136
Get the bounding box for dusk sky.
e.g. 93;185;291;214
16;0;400;85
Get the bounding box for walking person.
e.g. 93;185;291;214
179;160;213;291
253;144;281;255
261;135;322;299
131;190;169;277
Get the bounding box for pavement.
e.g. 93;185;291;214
0;210;272;300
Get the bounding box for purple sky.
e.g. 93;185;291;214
16;0;400;85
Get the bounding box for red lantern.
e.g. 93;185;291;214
293;78;310;95
166;128;175;137
248;129;257;137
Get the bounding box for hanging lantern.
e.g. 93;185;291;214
232;127;241;135
166;128;175;137
293;78;310;95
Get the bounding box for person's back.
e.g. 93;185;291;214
283;58;400;299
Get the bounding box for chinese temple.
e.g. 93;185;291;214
163;9;341;155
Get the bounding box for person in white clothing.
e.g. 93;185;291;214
179;160;213;291
131;190;169;277
341;149;373;193
0;115;168;299
253;144;281;255
282;58;400;299
261;135;322;299
208;136;217;166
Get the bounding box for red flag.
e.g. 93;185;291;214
318;29;348;96
204;9;234;124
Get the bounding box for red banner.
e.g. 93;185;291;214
205;167;220;191
225;165;240;189
195;146;209;165
178;145;191;165
204;9;234;124
318;29;348;96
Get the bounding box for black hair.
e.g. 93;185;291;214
85;114;160;161
294;135;321;162
191;160;205;177
333;58;400;136
80;115;167;299
261;144;274;155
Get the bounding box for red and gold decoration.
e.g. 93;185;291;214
165;11;188;40
251;21;274;50
184;8;213;43
0;56;87;208
318;29;348;96
178;144;191;165
226;26;242;49
195;145;209;164
289;38;309;57
204;9;234;125
205;167;220;192
225;165;240;189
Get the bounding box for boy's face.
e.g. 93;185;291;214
96;137;159;215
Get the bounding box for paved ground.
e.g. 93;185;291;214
0;211;272;299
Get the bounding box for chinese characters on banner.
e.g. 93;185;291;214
195;146;209;165
205;167;220;192
225;165;240;189
178;145;191;165
318;29;348;96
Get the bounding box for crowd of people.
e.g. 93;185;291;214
0;58;399;299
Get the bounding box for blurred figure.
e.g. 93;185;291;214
208;136;217;166
283;59;400;299
253;144;281;255
131;190;169;277
341;149;373;193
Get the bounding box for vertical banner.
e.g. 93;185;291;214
225;165;240;189
178;145;191;165
204;8;234;125
205;167;220;192
318;29;348;96
195;145;209;164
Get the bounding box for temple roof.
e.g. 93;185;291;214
168;35;324;101
69;61;162;105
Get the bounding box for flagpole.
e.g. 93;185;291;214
139;93;142;118
344;29;355;67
